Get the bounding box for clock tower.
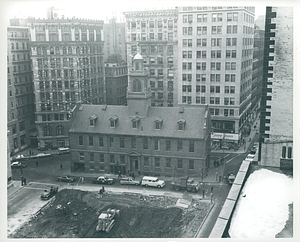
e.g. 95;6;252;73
127;50;151;117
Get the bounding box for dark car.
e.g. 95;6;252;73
92;176;114;185
41;187;58;200
57;175;76;182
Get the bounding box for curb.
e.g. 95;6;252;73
194;201;215;238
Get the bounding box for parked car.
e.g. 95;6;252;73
11;161;26;168
12;154;28;161
92;176;114;185
41;187;58;200
57;147;70;155
31;152;52;159
227;172;236;184
245;154;255;162
57;175;76;182
141;176;165;188
120;177;141;186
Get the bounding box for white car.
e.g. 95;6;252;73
11;161;26;168
31;152;52;159
141;176;165;188
245;154;255;162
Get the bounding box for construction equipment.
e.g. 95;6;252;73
96;208;120;233
171;176;200;193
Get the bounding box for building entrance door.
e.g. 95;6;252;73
130;156;139;173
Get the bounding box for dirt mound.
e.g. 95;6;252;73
11;189;211;238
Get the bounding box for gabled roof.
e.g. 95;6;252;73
154;117;163;123
89;114;98;120
133;52;143;60
70;104;208;139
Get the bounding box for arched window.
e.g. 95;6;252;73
282;146;286;158
82;47;85;54
44;126;52;136
288;147;292;158
50;47;54;54
55;46;60;55
37;47;41;55
76;46;80;54
133;79;141;92
68;46;72;55
63;46;67;55
56;125;64;135
135;62;139;70
43;47;47;55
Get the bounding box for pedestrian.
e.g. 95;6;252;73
36;161;38;167
23;178;27;185
81;177;84;183
211;186;213;192
21;176;24;186
210;192;213;203
216;172;218;181
118;171;122;178
202;188;205;198
60;164;63;169
132;172;135;180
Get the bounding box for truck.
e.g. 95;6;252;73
96;208;120;233
171;176;200;193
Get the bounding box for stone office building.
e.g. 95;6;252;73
27;14;105;150
7;19;36;154
69;52;211;177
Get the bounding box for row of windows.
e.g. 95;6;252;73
282;146;293;159
9;31;29;38
182;47;237;59
36;45;102;56
131;32;175;42
9;107;34;121
182;96;235;105
183;26;241;35
183;85;235;93
182;12;238;23
8;74;32;85
210;108;235;116
12;134;28;149
10;53;31;62
129;20;174;29
40;102;75;112
182;62;236;72
82;153;196;170
137;44;173;54
9;64;31;73
43;125;65;136
182;74;236;82
10;42;29;50
79;136;195;152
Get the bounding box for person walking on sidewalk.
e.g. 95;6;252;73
36;161;38;167
216;171;218;181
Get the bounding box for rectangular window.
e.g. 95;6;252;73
230;109;234;116
227;25;232;34
120;155;125;164
230;86;235;93
166;158;171;168
224;97;229;105
231;74;236;82
120;138;125;148
79;136;83;145
232;38;237;46
233;25;238;33
110;155;114;163
144;157;149;166
231;62;236;70
177;141;183;151
154;139;159;150
80;152;84;161
189;160;194;169
155;158;160;167
131;137;136;149
166;140;171;151
188;27;193;35
89;136;93;146
189;141;194;152
143;138;148;149
99;136;104;147
212;26;216;34
90;153;94;162
224;109;229;116
178;159;183;169
201;97;205;104
109;137;114;147
230;97;235;105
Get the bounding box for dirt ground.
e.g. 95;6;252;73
10;189;212;238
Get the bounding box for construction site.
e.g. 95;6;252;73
10;188;212;238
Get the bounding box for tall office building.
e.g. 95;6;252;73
177;6;255;147
7;19;36;155
123;8;178;107
103;18;126;61
27;14;105;150
258;7;293;169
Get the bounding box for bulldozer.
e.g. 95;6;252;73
96;208;120;233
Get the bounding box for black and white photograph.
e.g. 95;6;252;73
3;0;298;240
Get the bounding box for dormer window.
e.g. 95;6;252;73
154;117;163;130
131;116;140;129
89;114;98;127
177;118;186;131
109;115;118;128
